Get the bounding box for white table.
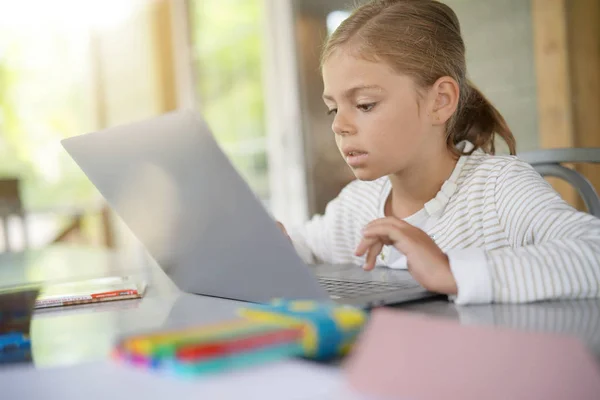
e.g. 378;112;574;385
2;246;599;399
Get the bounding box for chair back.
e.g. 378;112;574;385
518;148;600;217
0;178;29;252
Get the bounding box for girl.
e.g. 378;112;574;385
281;0;600;305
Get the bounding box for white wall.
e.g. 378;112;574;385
444;0;539;152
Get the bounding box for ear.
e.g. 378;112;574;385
429;76;459;126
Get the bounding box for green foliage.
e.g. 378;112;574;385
189;0;269;199
0;0;270;209
0;28;96;210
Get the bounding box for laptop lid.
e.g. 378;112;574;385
61;110;328;303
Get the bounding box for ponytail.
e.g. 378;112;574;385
449;81;516;156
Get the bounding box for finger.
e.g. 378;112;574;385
362;224;408;252
363;241;383;271
276;221;287;234
355;236;382;257
364;217;410;233
276;221;292;242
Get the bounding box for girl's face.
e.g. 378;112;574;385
322;49;436;181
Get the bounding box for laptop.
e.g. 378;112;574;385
61;110;440;307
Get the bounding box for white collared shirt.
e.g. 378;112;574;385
288;143;600;304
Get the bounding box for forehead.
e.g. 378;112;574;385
322;48;409;95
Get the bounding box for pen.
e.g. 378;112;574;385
175;326;302;362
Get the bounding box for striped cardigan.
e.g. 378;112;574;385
288;145;600;305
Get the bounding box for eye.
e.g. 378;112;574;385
357;103;376;112
327;108;338;115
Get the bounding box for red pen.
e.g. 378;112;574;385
175;327;302;362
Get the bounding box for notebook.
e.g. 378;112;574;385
8;276;148;309
343;308;600;400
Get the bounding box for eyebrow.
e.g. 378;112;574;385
322;84;383;102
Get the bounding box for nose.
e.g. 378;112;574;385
332;111;356;137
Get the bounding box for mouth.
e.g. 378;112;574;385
343;148;369;167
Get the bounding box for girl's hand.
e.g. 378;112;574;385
276;221;291;242
355;217;458;295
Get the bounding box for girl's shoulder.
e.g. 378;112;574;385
328;176;390;217
460;150;536;182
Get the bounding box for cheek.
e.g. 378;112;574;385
369;103;423;148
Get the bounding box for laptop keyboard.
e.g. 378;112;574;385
317;277;420;299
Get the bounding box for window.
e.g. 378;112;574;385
188;0;270;202
0;4;97;210
326;10;351;35
0;1;140;250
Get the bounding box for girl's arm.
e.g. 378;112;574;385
450;160;600;304
286;196;342;265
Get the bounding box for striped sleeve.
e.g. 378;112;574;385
287;179;372;265
485;160;600;303
287;203;336;264
287;183;357;264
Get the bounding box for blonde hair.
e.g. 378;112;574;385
322;0;516;156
